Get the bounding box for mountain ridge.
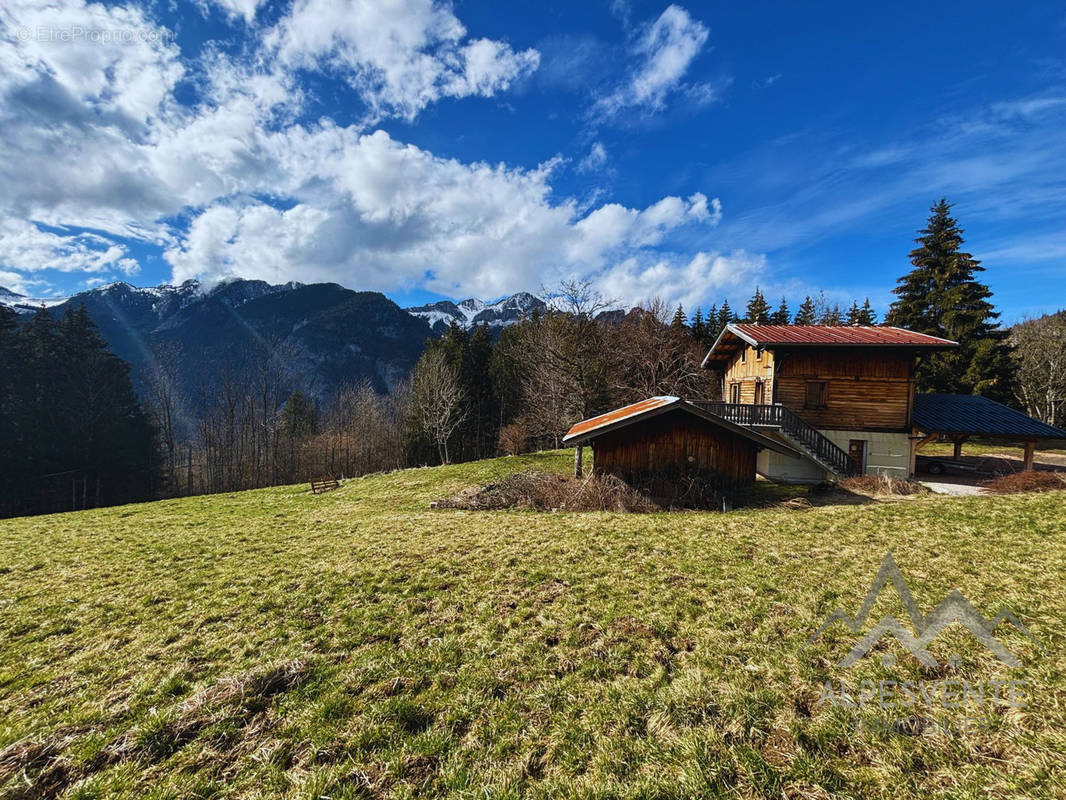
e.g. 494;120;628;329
0;280;551;332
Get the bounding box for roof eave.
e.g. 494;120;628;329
562;397;682;444
700;324;757;369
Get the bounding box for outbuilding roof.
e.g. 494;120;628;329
913;393;1066;440
562;395;796;455
701;324;957;367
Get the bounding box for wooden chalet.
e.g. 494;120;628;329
700;324;958;481
562;396;795;504
565;323;1066;496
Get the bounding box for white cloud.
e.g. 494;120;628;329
164;128;722;298
207;0;267;25
0;269;30;294
0;219;139;275
0;0;183;124
577;141;608;173
597;5;713;117
0;0;725;302
267;0;539;121
597;250;765;310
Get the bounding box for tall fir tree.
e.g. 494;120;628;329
718;301;736;331
859;298;877;325
2;305;158;516
769;297;791;325
690;308;707;345
846;301;862;326
885;199;1014;398
794;296;817;325
744;287;771;325
670;304;687;329
705;303;720;342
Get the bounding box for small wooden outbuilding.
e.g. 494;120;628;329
562;396;795;504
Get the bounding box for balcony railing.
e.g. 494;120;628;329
695;402;858;477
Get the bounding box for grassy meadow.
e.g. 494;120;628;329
1;451;1065;799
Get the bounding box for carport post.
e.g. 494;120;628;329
952;435;969;460
574;445;583;478
1023;440;1036;471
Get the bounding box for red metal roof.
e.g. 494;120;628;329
728;324;957;347
701;324;957;367
563;396;680;442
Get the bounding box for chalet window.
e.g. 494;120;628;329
754;381;766;405
805;381;828;409
740;347;747;363
755;346;764;361
729;382;741;404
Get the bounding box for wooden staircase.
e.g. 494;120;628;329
694;402;859;478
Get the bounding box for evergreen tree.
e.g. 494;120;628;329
690;308;707;345
2;305;158;516
885;199;1015;397
0;307;18;512
718;301;736;331
464;324;499;459
794;296;817;325
744;287;771;325
859;298;877;325
670;304;687;329
705;303;720;341
820;304;844;326
279;391;318;439
769;297;790;325
846;301;862;326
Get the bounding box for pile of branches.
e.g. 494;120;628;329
983;471;1066;494
436;470;660;512
838;475;930;496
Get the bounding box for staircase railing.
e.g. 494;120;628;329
695;402;858;477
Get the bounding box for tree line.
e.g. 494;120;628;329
0;305;157;517
2;198;1061;517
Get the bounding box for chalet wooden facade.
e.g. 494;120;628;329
701;324;957;481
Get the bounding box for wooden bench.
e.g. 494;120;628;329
310;477;340;494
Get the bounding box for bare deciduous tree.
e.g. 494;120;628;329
143;341;184;492
411;348;467;463
1011;312;1066;426
607;298;715;403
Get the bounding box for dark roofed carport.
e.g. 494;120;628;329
913;393;1066;471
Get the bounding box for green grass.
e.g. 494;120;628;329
1;451;1065;798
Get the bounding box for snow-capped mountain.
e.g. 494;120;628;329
406;292;546;333
0;286;72;313
0;279;433;409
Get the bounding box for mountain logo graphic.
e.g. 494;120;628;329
803;552;1044;669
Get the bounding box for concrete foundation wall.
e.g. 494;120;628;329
756;447;830;483
820;430;912;478
754;430;832;484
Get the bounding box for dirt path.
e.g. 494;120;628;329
919;480;987;496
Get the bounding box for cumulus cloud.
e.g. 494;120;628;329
0;219;139;276
164;128;722;298
0;0;728;304
597;250;764;310
596;5;713;117
267;0;539;121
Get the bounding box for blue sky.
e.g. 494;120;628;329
1;0;1065;321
